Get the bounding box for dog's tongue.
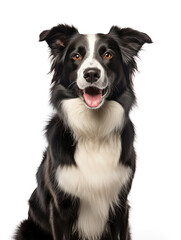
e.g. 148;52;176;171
83;93;102;108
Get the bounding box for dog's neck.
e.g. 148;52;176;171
61;98;125;139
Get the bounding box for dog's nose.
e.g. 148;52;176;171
83;68;100;83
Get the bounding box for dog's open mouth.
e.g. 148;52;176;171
80;87;108;108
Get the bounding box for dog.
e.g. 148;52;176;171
14;24;152;240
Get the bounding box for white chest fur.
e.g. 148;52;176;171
56;99;131;240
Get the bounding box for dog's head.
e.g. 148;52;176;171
40;24;152;110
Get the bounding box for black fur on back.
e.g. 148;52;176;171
14;24;152;240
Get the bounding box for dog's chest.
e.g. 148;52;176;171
56;99;131;239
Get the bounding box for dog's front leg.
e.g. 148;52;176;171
109;201;131;240
50;201;74;240
50;201;65;240
49;196;79;240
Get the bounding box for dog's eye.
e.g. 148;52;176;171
73;53;82;61
103;52;112;60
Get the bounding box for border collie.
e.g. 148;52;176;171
15;24;152;240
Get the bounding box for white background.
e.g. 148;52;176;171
0;0;181;239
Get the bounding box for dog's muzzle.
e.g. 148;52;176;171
78;68;108;109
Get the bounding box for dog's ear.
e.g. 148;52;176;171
39;24;78;52
109;26;152;67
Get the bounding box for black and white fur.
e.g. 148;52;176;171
15;24;152;240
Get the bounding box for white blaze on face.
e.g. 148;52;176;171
77;34;106;90
86;34;95;62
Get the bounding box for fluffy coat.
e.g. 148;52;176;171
14;24;152;240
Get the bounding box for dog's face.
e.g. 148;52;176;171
40;25;152;109
59;33;124;109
